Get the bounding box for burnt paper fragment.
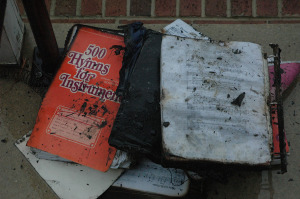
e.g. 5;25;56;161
109;31;162;162
231;92;246;107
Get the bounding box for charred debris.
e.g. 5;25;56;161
22;20;288;181
108;22;287;174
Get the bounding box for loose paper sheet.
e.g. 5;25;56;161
16;135;123;199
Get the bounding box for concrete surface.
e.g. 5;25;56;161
1;22;300;198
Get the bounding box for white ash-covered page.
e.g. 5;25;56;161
160;35;272;165
162;19;210;40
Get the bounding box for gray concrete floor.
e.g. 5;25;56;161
1;23;300;198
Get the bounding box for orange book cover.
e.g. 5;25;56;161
27;26;124;172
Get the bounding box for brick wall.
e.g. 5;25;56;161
17;0;300;25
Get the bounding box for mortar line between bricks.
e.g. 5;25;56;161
226;0;231;18
127;0;130;17
252;0;257;17
278;0;283;17
50;0;56;16
20;15;300;24
201;0;206;17
102;0;106;18
151;0;155;17
176;0;180;17
76;0;81;16
119;19;270;24
26;15;300;20
26;19;300;24
29;16;300;21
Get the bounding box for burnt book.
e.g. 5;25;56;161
108;29;162;162
109;20;278;170
160;35;273;171
26;24;129;172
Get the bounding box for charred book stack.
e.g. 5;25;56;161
109;20;287;172
16;19;289;199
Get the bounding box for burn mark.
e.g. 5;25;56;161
65;113;75;117
216;105;225;112
110;45;125;55
94;104;99;109
79;102;87;115
232;49;242;54
88;105;98;116
86;135;92;139
231;92;245;107
101;105;108;116
163;122;170;127
106;148;113;166
97;120;107;129
87;126;92;132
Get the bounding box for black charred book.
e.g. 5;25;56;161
109;26;162;162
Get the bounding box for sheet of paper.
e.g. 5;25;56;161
31;147;132;169
113;159;189;197
15;134;123;199
162;19;210;40
16;133;189;198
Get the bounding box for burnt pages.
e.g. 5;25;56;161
160;35;272;168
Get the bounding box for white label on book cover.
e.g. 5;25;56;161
47;106;104;148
